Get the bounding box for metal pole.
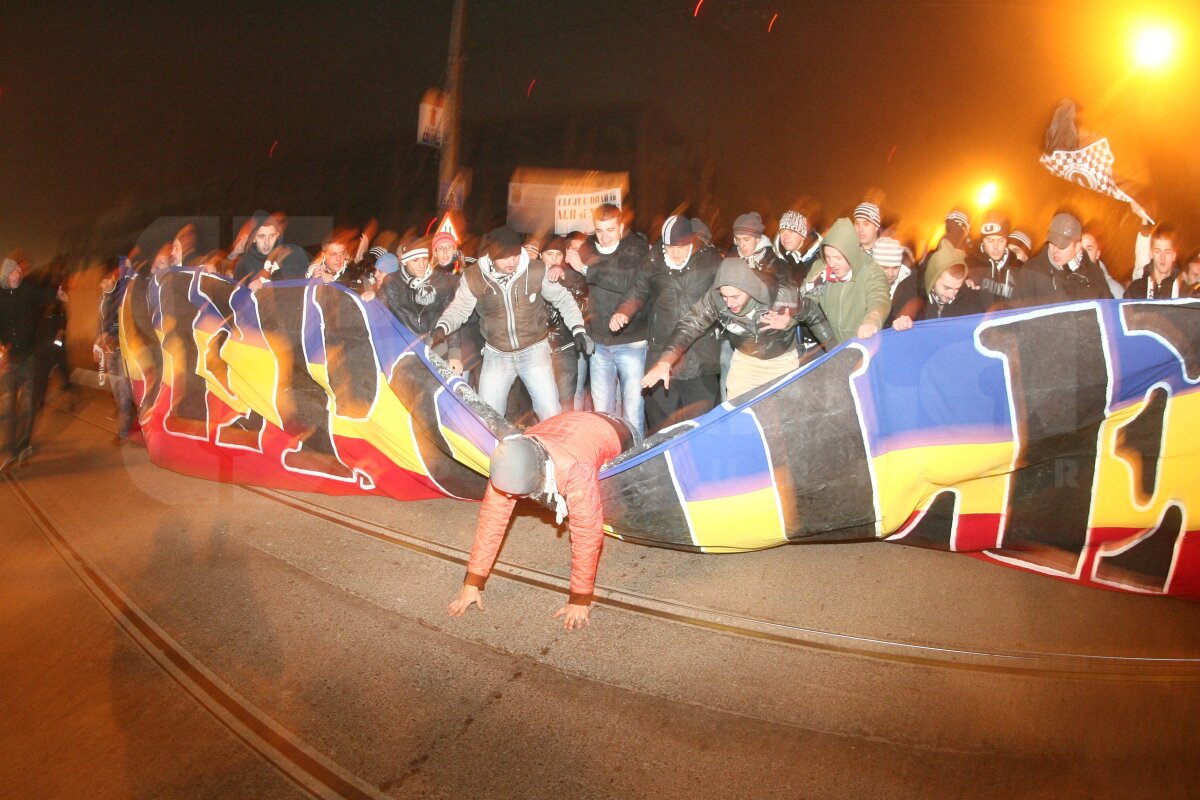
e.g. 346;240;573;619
438;0;465;210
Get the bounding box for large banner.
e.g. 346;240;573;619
122;271;1200;598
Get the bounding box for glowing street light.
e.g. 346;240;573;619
976;181;999;209
1133;25;1176;69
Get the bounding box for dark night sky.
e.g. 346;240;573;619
2;0;1197;266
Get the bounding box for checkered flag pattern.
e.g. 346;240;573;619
1039;137;1134;204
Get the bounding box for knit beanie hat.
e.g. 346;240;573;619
945;209;971;233
431;230;457;250
1008;231;1032;255
661;215;695;246
690;218;713;246
0;258;19;285
400;238;431;264
482;226;523;261
852;202;882;228
542;236;568;254
872;237;905;268
779;210;808;239
979;213;1010;239
732;212;765;237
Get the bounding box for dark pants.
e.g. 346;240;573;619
644;373;720;434
33;339;73;411
1;356;35;457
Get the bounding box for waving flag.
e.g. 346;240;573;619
1040;99;1154;224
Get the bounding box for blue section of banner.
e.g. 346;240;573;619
670;409;772;503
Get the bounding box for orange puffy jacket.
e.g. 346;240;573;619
464;412;630;605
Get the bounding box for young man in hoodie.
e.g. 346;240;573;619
891;241;985;330
565;203;650;438
800;218;892;344
642;258;834;401
966;213;1019;310
731;211;792;286
610;216;722;432
434;226;591;423
772;210;820;277
232;211;309;288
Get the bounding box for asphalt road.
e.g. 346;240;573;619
2;390;1199;799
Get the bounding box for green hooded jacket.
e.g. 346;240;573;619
801;218;892;343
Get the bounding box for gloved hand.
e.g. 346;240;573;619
573;329;594;357
430;326;448;349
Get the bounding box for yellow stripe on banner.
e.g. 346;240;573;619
1092;389;1200;532
686;486;787;553
440;426;491;477
193;328;248;413
872;441;1016;535
222;339;284;428
308;364;430;478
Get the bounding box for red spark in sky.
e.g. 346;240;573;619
693;0;704;17
887;144;898;164
424;216;438;236
526;79;537;98
268;140;279;159
768;13;778;32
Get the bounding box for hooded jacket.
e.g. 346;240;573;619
1125;270;1184;300
614;242;722;380
889;240;984;324
801;218;893;343
381;262;462;359
232;211;310;284
434;251;585;353
580;233;651;346
965;243;1018;310
659;258;833;367
1011;246;1113;308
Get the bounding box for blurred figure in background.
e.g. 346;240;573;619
1;257;43;468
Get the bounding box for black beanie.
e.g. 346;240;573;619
483;226;523;262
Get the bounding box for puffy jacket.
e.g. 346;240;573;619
464;412;633;605
434;251;584;353
1011;248;1113;308
581;233;651;345
801;218;893;343
615;243;722;380
659;258;833;367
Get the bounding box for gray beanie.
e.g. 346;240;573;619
732;212;765;237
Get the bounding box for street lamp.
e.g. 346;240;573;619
976;181;998;210
1133;25;1176;70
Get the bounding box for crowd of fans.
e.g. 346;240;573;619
3;194;1198;470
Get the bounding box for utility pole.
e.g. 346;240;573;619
438;0;465;211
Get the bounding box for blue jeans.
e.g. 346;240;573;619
590;340;647;439
108;348;136;437
479;339;561;422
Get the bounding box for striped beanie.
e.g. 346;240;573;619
852;202;881;228
871;237;905;268
400;239;430;263
661;215;695;246
1008;230;1033;255
0;258;18;284
945;209;971;232
779;210;808;239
